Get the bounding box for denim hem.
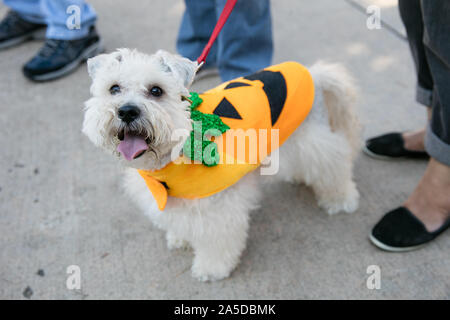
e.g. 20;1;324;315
425;125;450;166
416;84;433;107
45;22;93;40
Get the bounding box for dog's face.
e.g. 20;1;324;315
82;49;197;169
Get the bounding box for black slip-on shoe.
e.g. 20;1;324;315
0;11;46;50
370;207;450;252
22;26;104;82
363;132;429;160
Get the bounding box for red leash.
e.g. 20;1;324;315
196;0;238;66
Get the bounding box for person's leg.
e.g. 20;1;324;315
422;0;450;160
215;0;273;81
370;1;450;251
176;0;218;69
398;0;433;152
363;0;435;159
41;0;97;40
404;159;450;232
3;0;46;24
399;0;433;107
404;0;450;232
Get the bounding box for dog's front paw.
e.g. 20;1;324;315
319;187;360;215
191;258;233;282
166;233;190;251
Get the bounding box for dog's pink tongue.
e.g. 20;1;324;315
117;133;148;161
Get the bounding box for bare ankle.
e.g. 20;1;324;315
402;129;426;152
404;159;450;232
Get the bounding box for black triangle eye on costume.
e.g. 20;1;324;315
213;97;243;119
244;70;287;126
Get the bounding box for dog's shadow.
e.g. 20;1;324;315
234;182;322;272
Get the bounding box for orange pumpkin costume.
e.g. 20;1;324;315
138;62;315;210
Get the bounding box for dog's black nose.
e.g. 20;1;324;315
118;105;140;124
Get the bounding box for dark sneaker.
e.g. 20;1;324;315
0;11;46;50
22;26;104;81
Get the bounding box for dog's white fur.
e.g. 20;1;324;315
82;49;360;282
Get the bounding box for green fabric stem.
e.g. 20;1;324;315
183;92;230;166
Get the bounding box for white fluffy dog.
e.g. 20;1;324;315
82;49;360;281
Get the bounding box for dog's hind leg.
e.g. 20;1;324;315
281;121;360;215
307;126;359;215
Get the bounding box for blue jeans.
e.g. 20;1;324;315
3;0;97;40
399;0;450;166
177;0;273;81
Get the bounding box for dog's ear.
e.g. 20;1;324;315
155;50;198;88
87;54;108;79
87;51;124;79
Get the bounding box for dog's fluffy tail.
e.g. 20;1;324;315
309;61;361;158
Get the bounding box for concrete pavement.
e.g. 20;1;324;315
0;0;449;299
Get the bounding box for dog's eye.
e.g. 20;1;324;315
109;84;121;95
150;86;163;97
